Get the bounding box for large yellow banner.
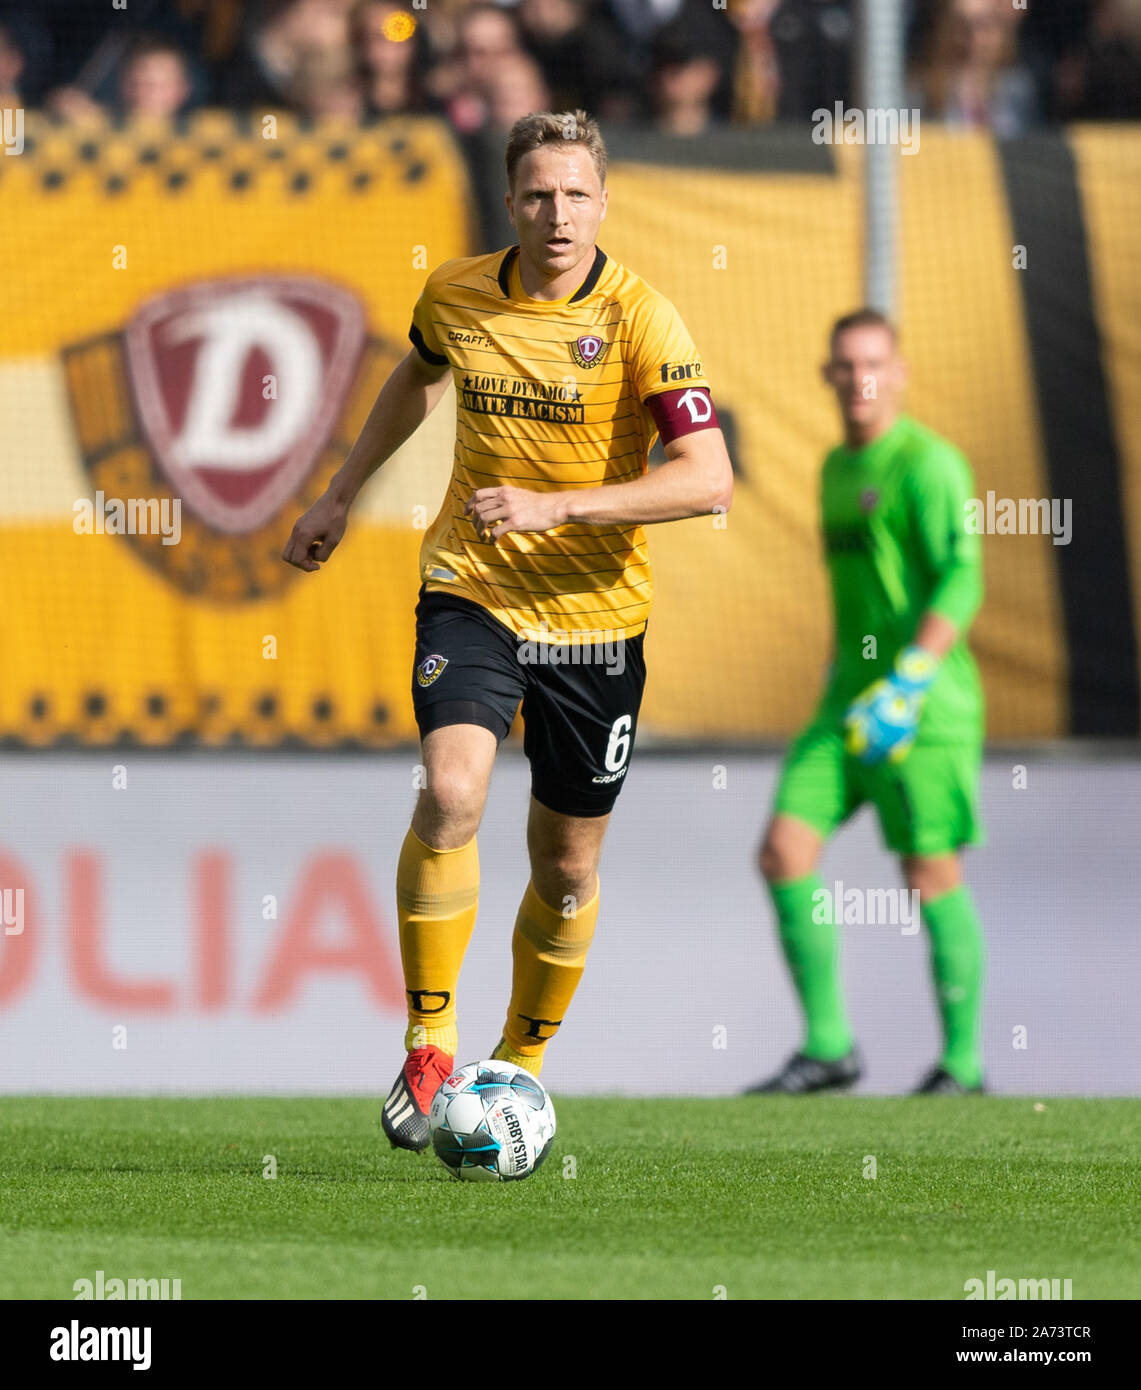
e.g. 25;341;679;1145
602;133;1069;741
2;117;1136;744
0;112;470;745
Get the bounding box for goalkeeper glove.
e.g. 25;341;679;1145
843;645;939;765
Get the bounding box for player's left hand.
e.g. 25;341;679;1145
464;486;568;541
843;645;939;765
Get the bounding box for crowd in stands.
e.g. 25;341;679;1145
0;0;1138;135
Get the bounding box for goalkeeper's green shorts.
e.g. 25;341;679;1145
772;719;984;857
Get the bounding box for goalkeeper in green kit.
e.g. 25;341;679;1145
747;309;986;1095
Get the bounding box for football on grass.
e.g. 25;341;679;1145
428;1060;556;1182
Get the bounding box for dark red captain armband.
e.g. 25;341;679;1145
646;386;720;444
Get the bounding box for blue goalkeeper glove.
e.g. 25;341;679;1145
843;645;939;765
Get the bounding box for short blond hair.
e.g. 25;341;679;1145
504;110;607;192
830;308;898;351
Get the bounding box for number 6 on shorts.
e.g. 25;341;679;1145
604;714;633;772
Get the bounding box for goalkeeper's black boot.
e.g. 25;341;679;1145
743;1047;862;1095
912;1065;985;1095
382;1045;454;1152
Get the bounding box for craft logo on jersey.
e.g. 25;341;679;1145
860;488;880;513
570;334;608;369
62;274;376;601
416;654;449;688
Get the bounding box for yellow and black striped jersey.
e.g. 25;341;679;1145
409;244;715;641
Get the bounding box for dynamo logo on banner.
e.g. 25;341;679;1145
62;275;390;601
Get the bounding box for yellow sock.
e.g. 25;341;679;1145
492;1037;543;1076
396;827;479;1056
495;878;600;1077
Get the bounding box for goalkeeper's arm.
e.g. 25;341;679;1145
283;350;451;572
911;610;958;660
843;443;982;763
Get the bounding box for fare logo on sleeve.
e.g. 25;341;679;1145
658;360;703;383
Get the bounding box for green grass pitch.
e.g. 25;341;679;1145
1;1096;1137;1300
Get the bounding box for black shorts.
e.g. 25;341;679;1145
410;587;647;817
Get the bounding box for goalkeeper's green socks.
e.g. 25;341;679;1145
768;874;854;1061
921;885;985;1087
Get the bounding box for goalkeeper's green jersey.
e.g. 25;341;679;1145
816;414;984;743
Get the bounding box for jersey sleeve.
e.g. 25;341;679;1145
408;267;450;367
906;444;983;631
629;290;719;443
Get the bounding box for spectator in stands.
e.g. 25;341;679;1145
606;0;686;45
27;0;200;101
1056;0;1141;119
48;33;197;123
735;0;855;122
408;0;473;93
120;36;194;118
351;0;430;116
221;0;353;110
0;20;24;110
516;0;589;112
909;0;1040;136
600;0;737;118
484;52;552;130
46;80;104;123
650;17;724;135
289;43;363;118
516;0;635;116
457;4;526;92
727;0;782;123
441;4;527;134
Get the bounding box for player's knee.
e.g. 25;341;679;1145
416;764;488;843
902;855;960;901
759;823;816;883
531;849;598;907
757;837;779;881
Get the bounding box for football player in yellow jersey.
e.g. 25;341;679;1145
284;110;732;1153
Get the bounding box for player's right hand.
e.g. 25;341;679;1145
842;645;938;765
282;493;349;572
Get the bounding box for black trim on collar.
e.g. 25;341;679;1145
496;245;518;297
569;246;607;302
496;245;608;302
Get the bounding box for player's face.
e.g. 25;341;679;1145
822;325;905;432
507;146;607;286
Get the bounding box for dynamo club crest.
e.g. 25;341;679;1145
569;334;608;369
